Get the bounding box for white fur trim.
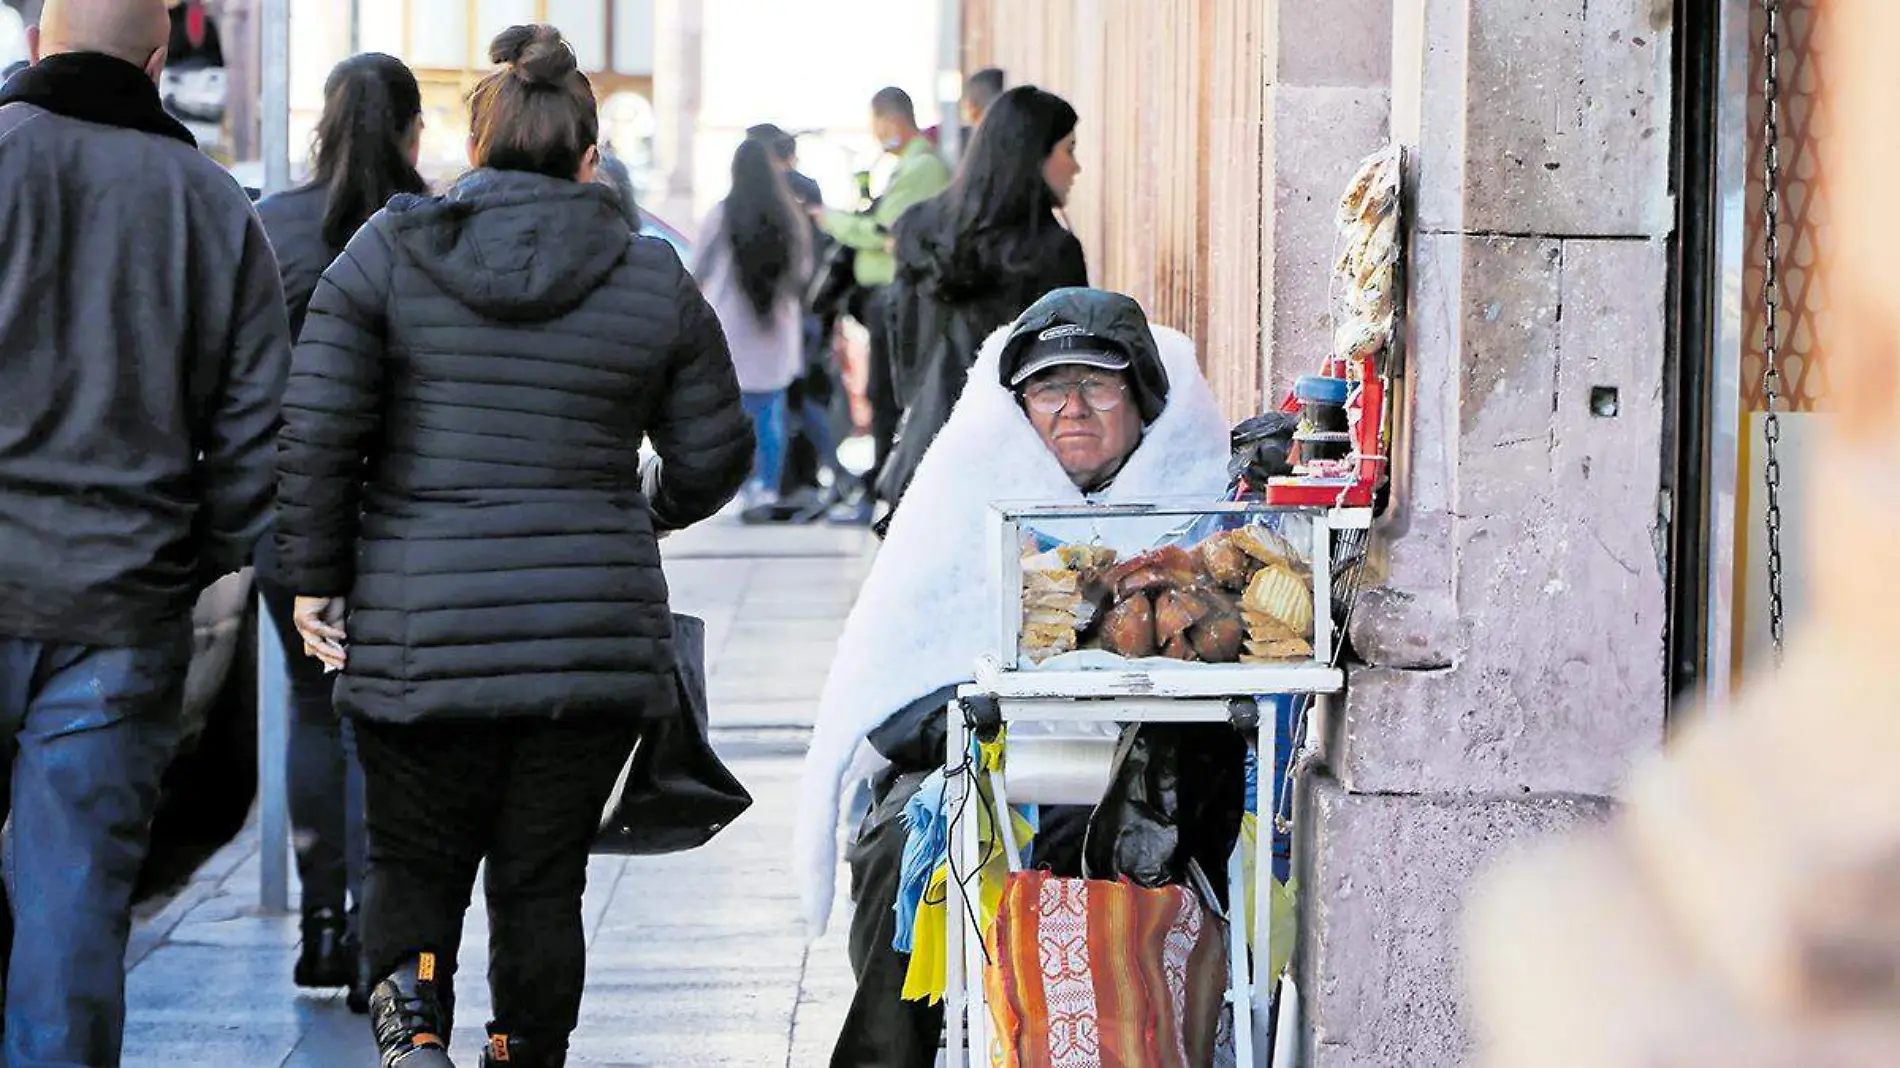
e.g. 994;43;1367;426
793;323;1230;938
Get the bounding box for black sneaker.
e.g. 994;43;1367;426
369;953;457;1067
293;908;353;989
479;1032;566;1067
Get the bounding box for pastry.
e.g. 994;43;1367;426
1244;563;1315;638
1154;590;1197;646
1190;615;1245;663
1099;592;1157;658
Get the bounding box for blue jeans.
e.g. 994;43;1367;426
0;631;188;1068
741;390;789;494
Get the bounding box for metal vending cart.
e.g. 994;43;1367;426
941;500;1371;1068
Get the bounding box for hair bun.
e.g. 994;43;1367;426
489;24;577;85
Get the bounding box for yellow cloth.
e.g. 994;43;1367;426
1239;812;1298;982
903;741;1034;1004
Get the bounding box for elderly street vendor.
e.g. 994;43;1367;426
795;287;1231;1067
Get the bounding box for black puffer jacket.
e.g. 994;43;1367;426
274;169;752;725
878;198;1087;507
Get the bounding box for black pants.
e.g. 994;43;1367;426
258;580;366;920
354;716;637;1052
848;286;899;498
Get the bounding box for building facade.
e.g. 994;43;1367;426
967;0;1810;1062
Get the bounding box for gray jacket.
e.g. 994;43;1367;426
0;101;291;646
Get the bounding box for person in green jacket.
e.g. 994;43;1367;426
817;88;952;523
820;87;952;289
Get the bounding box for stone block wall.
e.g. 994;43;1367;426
1299;0;1677;1063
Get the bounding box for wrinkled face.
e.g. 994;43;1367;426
1020;366;1144;490
1043;133;1081;205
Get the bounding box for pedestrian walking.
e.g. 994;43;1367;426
879;85;1089;511
253;50;430;1014
0;0;291;1062
816;87;952;525
694;138;812;508
272;24;752;1068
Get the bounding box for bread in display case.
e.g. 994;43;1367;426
984;500;1368;697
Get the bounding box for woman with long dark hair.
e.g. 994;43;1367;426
252;50;429;1011
877;84;1088;510
274;25;751;1067
694;137;811;505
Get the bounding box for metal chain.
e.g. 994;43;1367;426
1760;0;1788;660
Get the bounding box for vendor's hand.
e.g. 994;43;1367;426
293;596;349;672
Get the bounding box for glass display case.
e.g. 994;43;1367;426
979;500;1371;699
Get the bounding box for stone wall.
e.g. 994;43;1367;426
1299;0;1677;1063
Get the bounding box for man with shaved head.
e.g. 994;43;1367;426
0;0;290;1062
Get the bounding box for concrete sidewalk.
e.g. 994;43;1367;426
121;517;872;1067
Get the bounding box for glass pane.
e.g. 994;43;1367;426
407;0;468;70
359;0;406;57
546;0;606;71
613;0;655;75
472;0;536;67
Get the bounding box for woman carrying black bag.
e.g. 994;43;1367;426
272;24;752;1068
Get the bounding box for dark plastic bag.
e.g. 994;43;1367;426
595;613;753;855
1229;411;1299;491
1083;723;1249;909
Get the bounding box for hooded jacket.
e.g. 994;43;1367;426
876;198;1087;505
794;289;1229;937
273;169;753;725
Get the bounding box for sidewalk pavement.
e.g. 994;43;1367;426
120;517;875;1067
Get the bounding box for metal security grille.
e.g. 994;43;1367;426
1742;0;1829;414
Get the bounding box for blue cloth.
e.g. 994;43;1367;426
741;390;789;493
891;770;949;954
0;629;189;1067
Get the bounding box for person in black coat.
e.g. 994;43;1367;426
253;51;430;1012
272;25;753;1068
877;85;1089;513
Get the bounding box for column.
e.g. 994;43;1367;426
1298;0;1677;1063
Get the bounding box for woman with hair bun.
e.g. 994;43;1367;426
272;24;754;1068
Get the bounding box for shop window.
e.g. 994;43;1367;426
613;0;655;75
407;0;469;70
473;0;535;65
547;0;607;70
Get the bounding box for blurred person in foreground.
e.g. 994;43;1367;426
879;85;1088;512
254;50;430;1012
817;87;952;525
274;24;751;1068
694;138;812;508
796;288;1227;1067
0;0;289;1060
1466;0;1900;1063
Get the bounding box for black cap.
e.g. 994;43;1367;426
1006;325;1133;387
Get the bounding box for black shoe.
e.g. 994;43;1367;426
294;908;353;988
369;953;457;1067
479;1033;566;1067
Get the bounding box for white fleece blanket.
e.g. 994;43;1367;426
794;322;1231;937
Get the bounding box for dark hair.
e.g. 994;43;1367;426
468;25;599;180
871;87;917;127
935;86;1078;280
964;68;1006;114
309;53;427;252
746;122;798;164
724;139;802;321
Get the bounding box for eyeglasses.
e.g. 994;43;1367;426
1021;377;1129;416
